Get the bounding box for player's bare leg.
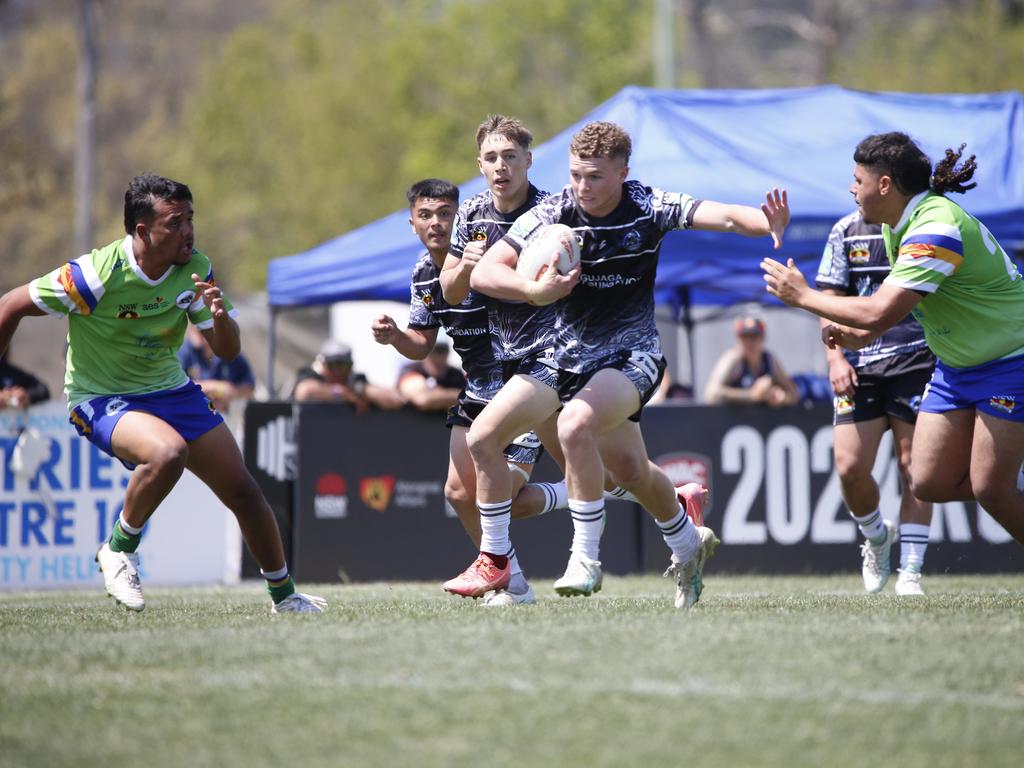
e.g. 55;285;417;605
444;375;559;598
111;411;190;529
910;410;975;502
187;422;325;612
446;426;482;545
967;413;1024;544
833;417;898;592
890;417;932;595
95;411;191;610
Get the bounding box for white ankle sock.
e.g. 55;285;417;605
508;548;523;576
534;481;569;514
899;523;929;571
851;509;886;543
568;498;605;560
479;499;512;556
658;507;699;562
604;485;639;503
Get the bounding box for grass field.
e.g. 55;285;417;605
2;574;1023;768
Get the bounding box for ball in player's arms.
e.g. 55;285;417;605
516;224;581;305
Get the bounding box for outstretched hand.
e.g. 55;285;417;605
760;257;808;307
761;188;789;250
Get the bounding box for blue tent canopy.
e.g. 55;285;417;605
267;85;1024;311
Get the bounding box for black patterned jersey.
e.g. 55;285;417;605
450;184;555;361
816;210;932;374
406;253;501;400
503;180;700;373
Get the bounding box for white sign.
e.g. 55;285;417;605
1;402;240;590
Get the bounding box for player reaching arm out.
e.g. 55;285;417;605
691;188;790;247
761;258;922;334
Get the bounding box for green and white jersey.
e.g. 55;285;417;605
29;236;238;407
883;192;1024;368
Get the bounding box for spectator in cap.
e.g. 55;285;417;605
704;315;798;406
292;339;404;412
397;340;465;412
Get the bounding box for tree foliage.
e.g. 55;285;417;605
2;0;1023;294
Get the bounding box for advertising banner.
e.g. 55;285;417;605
246;402;1023;581
1;402;240;591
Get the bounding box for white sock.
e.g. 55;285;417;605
851;509;887;543
568;498;605;560
118;512;143;536
899;524;929;572
508;548;523;576
479;499;512;557
658;506;699;562
534;481;569;514
260;564;288;582
604;485;639;503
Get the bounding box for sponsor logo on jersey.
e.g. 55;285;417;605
446;326;488;336
622;230;641;251
142;296;169;312
360;475;396;512
314;472;349;518
580;273;641;289
117;303;140;319
989;395;1016;415
848;242;871;264
175;290;196;310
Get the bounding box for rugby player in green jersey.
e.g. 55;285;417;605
0;173;326;613
763;132;1024;546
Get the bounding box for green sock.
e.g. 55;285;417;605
108;521;141;553
267;576;296;604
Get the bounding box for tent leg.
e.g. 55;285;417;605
266;306;278;397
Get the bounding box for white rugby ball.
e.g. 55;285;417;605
515;223;581;281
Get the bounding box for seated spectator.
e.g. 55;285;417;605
292;339;404;412
397;340;465;412
0;351;50;410
648;370;694;405
704;316;798;407
178;325;254;412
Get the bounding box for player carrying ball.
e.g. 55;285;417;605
446;121;790;608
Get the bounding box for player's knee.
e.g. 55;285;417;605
556;405;594;451
466;423;499;464
608;456;648;490
833;447;871;482
908;466;951;503
147;439;189;477
444;478;471;507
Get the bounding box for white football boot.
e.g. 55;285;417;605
553;553;603;597
860;520;898;593
894;568;925;596
272;593;327;614
95;543;145;612
664;525;720;610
